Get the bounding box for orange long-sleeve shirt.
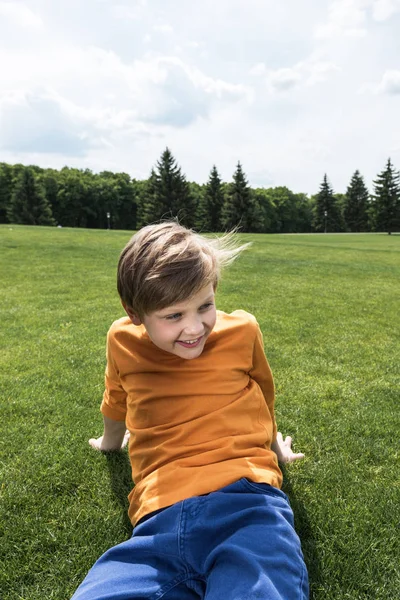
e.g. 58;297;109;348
101;309;282;526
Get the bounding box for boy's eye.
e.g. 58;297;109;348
200;302;214;311
165;313;182;321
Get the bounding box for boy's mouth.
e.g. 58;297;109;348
176;336;203;349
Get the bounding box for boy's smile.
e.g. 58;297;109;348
132;284;217;360
176;337;203;349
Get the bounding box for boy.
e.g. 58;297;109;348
72;221;309;600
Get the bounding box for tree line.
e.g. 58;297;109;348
1;148;399;234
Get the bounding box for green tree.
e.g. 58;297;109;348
116;173;137;230
294;192;314;233
370;158;400;234
139;148;195;227
135;178;151;228
56;168;90;227
99;171;137;230
196;166;225;232
0;163;13;223
0;163;27;223
253;187;313;233
188;181;204;230
333;193;347;232
87;176;117;229
253;188;278;232
6;167;55;225
40;169;61;224
137;168;161;227
56;167;112;228
274;187;297;233
314;174;341;232
222;162;262;232
343;170;369;232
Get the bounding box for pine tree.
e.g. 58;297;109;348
314;174;341;232
343;170;369;232
139;148;195;227
7;167;55;226
196;165;225;232
222;162;260;232
371;158;400;234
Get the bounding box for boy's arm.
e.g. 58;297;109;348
89;415;129;452
249;321;304;464
248;322;277;442
89;326;129;452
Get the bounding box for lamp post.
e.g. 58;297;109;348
106;212;111;230
324;210;327;234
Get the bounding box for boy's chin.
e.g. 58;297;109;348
180;350;203;360
174;348;204;360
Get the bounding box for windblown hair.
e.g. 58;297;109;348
117;221;249;318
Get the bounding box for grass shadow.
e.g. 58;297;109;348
281;465;322;599
104;450;134;535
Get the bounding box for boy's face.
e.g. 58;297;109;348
133;284;217;360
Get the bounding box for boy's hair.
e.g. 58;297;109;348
117;221;249;318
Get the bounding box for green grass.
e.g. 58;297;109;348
1;225;399;600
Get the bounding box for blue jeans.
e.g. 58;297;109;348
71;478;309;599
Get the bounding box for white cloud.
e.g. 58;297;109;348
249;63;266;77
315;0;400;39
368;69;400;94
306;61;341;84
186;41;201;49
0;0;43;28
110;2;147;20
252;59;340;92
132;56;251;126
372;0;400;20
268;68;303;91
1;0;399;193
153;24;173;34
0;90;90;155
0;45;251;160
315;0;369;39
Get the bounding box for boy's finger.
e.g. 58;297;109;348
289;453;305;462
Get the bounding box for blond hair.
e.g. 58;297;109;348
117;221;249;318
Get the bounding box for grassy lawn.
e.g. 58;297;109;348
1;225;399;599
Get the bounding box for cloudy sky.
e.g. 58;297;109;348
1;0;399;194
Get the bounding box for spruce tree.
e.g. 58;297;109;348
343;170;369;232
197;165;225;232
371;158;400;234
222;162;259;232
7;167;55;225
140;148;195;227
314;174;341;232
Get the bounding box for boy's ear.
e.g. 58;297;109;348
121;301;142;326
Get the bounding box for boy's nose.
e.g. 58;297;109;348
184;317;204;337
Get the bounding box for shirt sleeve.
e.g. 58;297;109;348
248;322;277;443
100;328;128;422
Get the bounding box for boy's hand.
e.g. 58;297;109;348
272;432;305;464
89;430;130;452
